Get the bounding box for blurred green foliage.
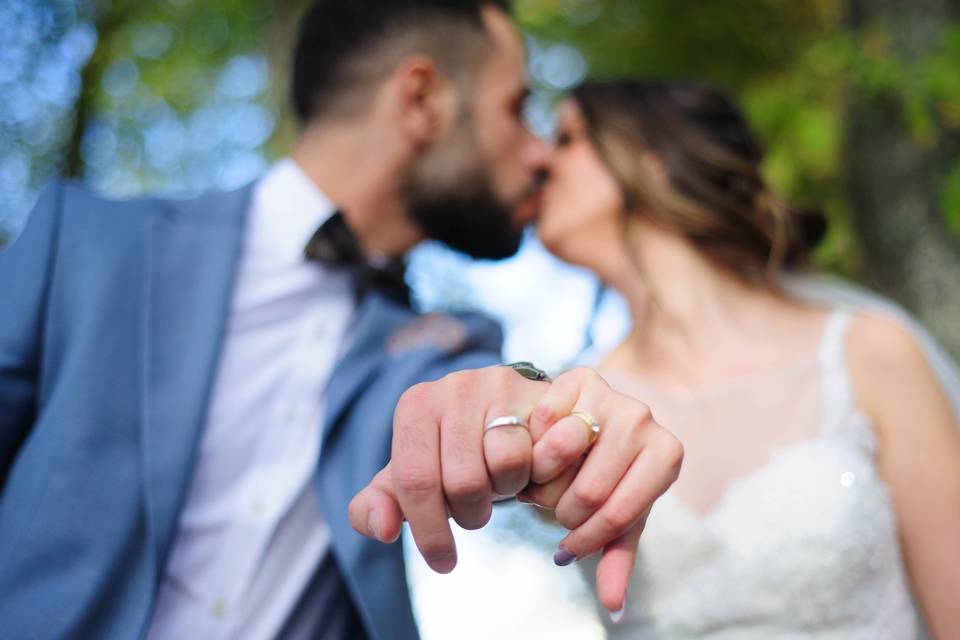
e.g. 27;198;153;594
5;0;958;284
945;162;960;234
61;0;304;196
515;0;960;276
84;0;264;114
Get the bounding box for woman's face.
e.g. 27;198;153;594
538;100;629;277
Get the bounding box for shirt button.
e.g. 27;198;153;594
252;499;266;515
212;600;229;618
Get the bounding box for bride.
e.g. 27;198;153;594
528;80;960;638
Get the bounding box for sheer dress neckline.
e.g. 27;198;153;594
598;308;836;402
598;310;857;517
599;351;820;402
582;309;919;639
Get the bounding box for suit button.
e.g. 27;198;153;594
212;599;229;618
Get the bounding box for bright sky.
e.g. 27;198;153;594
404;502;607;640
410;234;633;375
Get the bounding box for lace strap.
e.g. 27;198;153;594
819;310;855;432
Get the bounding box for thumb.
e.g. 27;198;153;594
348;463;405;543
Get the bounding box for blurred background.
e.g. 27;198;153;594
1;0;958;637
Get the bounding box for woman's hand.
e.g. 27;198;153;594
348;365;683;615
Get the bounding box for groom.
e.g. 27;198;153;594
0;1;682;639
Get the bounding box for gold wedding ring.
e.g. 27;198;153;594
570;411;601;446
484;415;529;433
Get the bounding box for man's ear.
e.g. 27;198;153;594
389;56;459;148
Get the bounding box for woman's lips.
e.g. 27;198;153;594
512;188;544;227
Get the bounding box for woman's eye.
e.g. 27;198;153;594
556;132;572;147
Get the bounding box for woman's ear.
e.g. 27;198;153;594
389;56;458;148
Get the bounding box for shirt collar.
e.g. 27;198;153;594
248;158;337;262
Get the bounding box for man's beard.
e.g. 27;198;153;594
405;121;527;260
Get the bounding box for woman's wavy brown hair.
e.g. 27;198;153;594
572;80;825;287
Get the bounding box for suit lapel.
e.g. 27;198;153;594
317;293;422;640
321;293;413;448
140;185;252;576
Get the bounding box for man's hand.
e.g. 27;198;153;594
349;366;545;571
347;365;683;614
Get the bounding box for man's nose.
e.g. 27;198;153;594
521;131;551;174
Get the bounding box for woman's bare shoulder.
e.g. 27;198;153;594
847;312;927;368
846;312;949;428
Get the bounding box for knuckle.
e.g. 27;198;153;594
572;480;606;511
492;366;526;401
565;366;593;385
445;473;490;503
663;436;685;478
490;446;530;475
488;367;522;392
397;382;432;414
494;365;516;386
543;436;573;463
393;467;440;496
626;401;653;429
667;434;685;463
599;504;632;532
554;508;579;530
651;430;684;470
441;370;473;400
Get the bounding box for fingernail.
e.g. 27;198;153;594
609;602;626;624
516;492;532;504
428;553;457;574
553;547;577;566
609;589;628;624
367;511;383;541
384;527;402;544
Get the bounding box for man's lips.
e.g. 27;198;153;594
512;189;543;226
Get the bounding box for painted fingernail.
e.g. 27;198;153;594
609;602;626;624
553;547;577;566
367;511;383;541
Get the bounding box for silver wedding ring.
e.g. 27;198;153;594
484;415;528;433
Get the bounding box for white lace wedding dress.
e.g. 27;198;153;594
583;309;922;639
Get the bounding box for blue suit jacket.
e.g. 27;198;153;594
0;182;502;639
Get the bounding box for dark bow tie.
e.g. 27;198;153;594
304;211;411;308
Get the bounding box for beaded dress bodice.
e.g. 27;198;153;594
585;311;919;639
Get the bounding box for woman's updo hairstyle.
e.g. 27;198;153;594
571;80;826;286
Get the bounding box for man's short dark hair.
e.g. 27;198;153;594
293;0;512;124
